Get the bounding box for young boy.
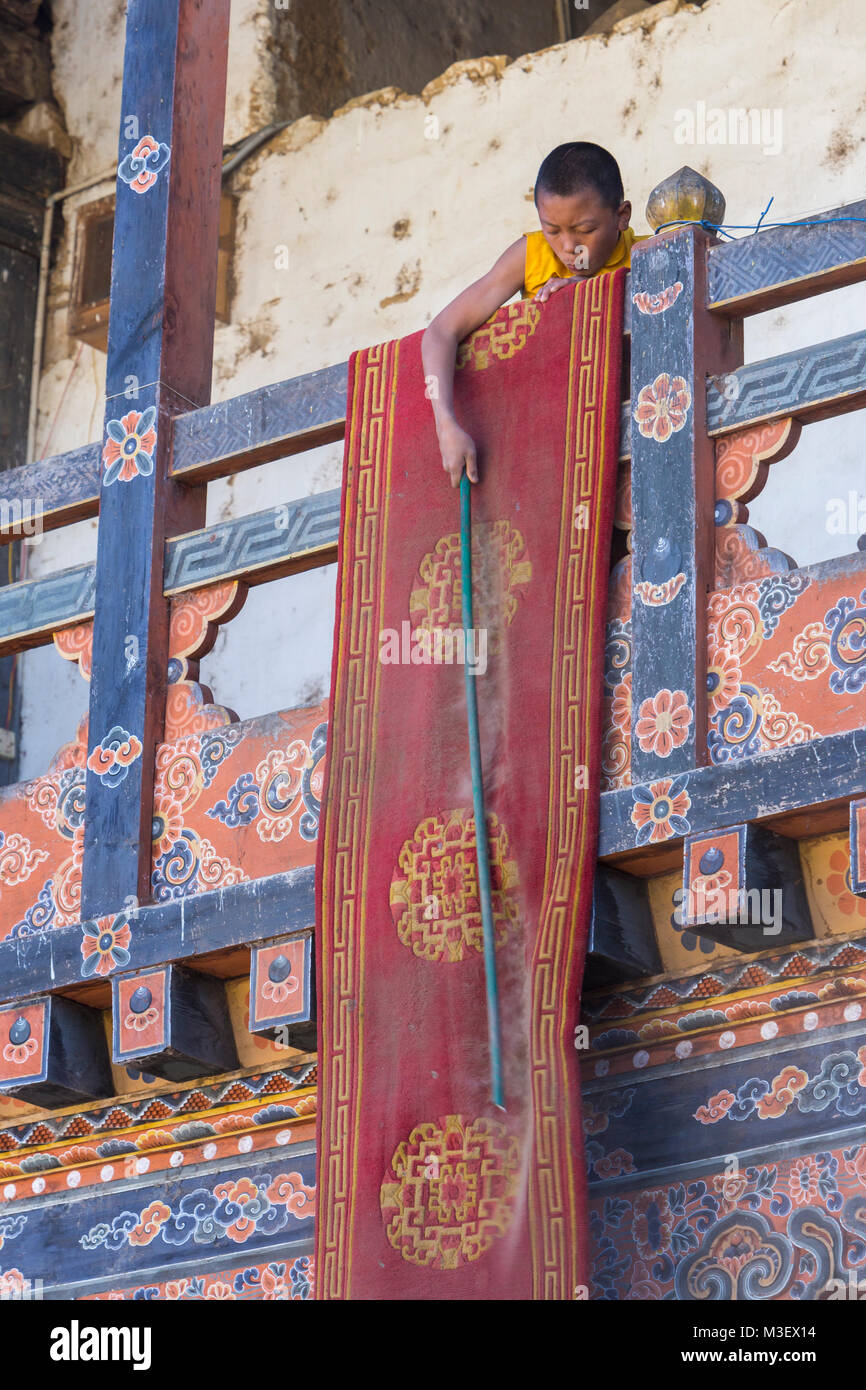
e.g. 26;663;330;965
421;142;644;487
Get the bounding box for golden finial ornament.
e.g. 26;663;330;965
645;166;726;233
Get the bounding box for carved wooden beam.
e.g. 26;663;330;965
249;934;315;1047
586;865;661;987
599;725;866;863
0;562;95;653
707;329;866;435
708;198;866;316
111;964;238;1080
0;444;101;541
170;362;349;482
0;493;342;651
0;866;314;1007
164;491;341;593
681;821;813;951
0;995;111;1107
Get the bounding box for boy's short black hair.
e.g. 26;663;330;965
534;142;624;210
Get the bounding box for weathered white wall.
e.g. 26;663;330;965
19;0;866;776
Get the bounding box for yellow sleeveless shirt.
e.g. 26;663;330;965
522;226;647;298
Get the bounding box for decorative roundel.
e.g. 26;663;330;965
714;498;735;527
267;954;293;984
8;1017;30;1045
129;986;153;1015
641;536;682;585
699;845;724;875
380;1114;520;1270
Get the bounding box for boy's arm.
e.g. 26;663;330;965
421;238;525;488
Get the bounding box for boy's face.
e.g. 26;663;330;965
535;187;631;276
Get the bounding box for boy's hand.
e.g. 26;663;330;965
533;274;583;304
436;417;478;488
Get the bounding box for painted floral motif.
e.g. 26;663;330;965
78;1170;315;1252
102;408;157;485
630;776;691;846
261;975;299;1006
632;282;683;315
633;373;692;443
825;848;866;922
707;684;762;763
206;726;325;844
768;621;831;681
87;726;143;787
152;830;246;901
706;645;741;715
117;135;170;194
789;1157;823;1207
757;573;811;639
80;913;132;978
0;670;326;949
825;589;866;693
123;1003;159;1032
603;620;631;694
635;688;692;758
632;1189;675;1261
0;1216;26;1250
694;1052;866;1127
588;1159;857;1299
2;1033;38;1066
634;573;686;607
611;675;632;733
0;1268;31;1298
84;1256;315;1302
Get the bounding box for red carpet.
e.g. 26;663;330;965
315;269;626;1299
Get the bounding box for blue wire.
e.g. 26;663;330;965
459;468;506;1111
754;194;774;233
653;211;866;238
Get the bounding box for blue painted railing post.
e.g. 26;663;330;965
628;171;742;799
81;0;230;917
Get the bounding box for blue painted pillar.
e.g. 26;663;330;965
81;0;230;916
629;227;742;792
